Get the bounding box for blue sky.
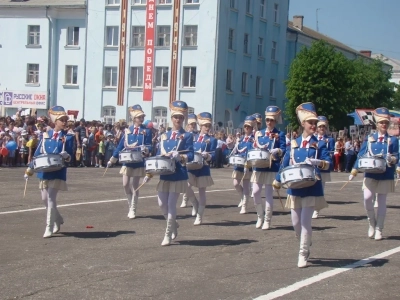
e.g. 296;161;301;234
289;0;400;60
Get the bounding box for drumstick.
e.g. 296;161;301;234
23;179;28;198
395;178;399;187
340;180;350;191
134;181;146;193
102;166;109;177
276;189;285;211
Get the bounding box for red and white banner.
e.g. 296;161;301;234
143;0;156;101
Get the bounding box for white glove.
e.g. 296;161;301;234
170;151;180;161
107;161;113;168
24;174;29;180
141;145;149;153
386;154;393;164
349;174;354;181
143;175;151;184
60;151;70;160
201;151;209;159
305;158;321;166
270;148;281;155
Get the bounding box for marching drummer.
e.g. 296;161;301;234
185;112;217;225
107;105;153;219
180;113;198;209
24;106;74;238
251;106;286;230
252;113;263;131
231;116;255;213
348;107;399;240
143;100;194;246
273;102;331;268
312;116;335;219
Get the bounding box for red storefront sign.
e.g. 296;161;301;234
143;0;156;101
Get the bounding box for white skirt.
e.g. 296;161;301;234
251;171;277;185
285;195;328;211
119;166;145;177
188;173;214;188
362;178;395;194
39;179;67;191
232;170;252;180
157;180;188;193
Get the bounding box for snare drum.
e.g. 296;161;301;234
358;157;386;174
280;164;316;189
247;149;271;168
33;154;65;173
119;150;143;164
186;152;204;170
145;156;176;175
229;155;246;167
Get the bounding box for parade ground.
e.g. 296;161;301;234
1;167;399;300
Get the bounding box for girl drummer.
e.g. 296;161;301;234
180;113;198;210
24;106;74;238
251;106;286;230
143;101;194;246
312;116;335;219
231;116;255;214
273;102;331;268
107;105;153;219
348;107;398;240
185;112;217;225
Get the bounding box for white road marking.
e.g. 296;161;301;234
0;188;235;215
326;180;362;184
254;246;400;300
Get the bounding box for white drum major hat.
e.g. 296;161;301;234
48;106;69;123
296;102;318;123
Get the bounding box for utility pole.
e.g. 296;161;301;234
316;8;321;32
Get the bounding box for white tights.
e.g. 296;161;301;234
41;187;59;209
363;188;387;216
186;182;207;206
252;183;274;209
291;207;314;238
157;192;179;219
122;175;141;197
233;179;251;196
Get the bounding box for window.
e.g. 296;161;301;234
256;76;262;96
258;37;264;57
65;66;78;85
274;3;279;23
132;0;146;4
153;106;168;126
230;0;235;9
244;33;249;54
28;25;40;45
158;0;172;4
107;0;120;5
269;79;276;97
131;26;145;47
271;41;277;60
182;67;196;88
26;64;39;84
130;67;143;87
104;67;118;87
185;0;199;4
228;28;234;50
241;72;248;93
102;106;116;125
157;26;170;47
183;25;198;46
155;67;169;87
106;26;119;47
260;0;265;18
226;69;233;91
67;27;79;46
246;0;251;14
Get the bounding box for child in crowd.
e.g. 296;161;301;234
97;135;105;168
104;133;115;165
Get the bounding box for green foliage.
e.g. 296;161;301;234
285;40;395;130
392;84;400;110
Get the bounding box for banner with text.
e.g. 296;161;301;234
143;0;156;101
0;91;47;109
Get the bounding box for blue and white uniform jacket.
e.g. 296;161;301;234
233;135;254;173
112;125;153;168
251;128;286;173
189;133;217;177
316;134;335;173
32;129;74;181
276;135;331;197
352;132;399;181
157;128;194;182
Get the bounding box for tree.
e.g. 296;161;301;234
392;84;400;110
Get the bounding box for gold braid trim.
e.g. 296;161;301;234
350;169;358;176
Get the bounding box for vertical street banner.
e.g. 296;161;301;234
143;0;156;101
117;0;128;106
169;0;181;104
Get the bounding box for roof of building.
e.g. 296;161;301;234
0;0;86;8
371;54;400;72
288;20;363;57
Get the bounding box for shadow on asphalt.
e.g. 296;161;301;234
135;215;193;220
60;230;135;239
327;201;358;205
322;215;367;221
309;258;389;268
385;236;400;240
273;225;336;231
387;205;400;209
178;239;258;247
207;204;238;209
205;220;256;226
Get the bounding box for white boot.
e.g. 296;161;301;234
161;218;173;246
126;193;133;218
255;204;264;229
43;208;55;238
128;195;138;219
240;195;249;214
312;210;319;219
238;197;243;208
53;209;64;234
298;234;311;268
180;193;188;208
191;197;199;217
375;214;385;241
373;195;378;208
164;214;179;240
366;210;376;239
262;208;272;230
194;205;205;225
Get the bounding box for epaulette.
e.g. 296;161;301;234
368;135;376;142
125;128;131;135
255;131;262;137
43;132;49;139
291;140;298;148
310;141;319;149
161;133;167;141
